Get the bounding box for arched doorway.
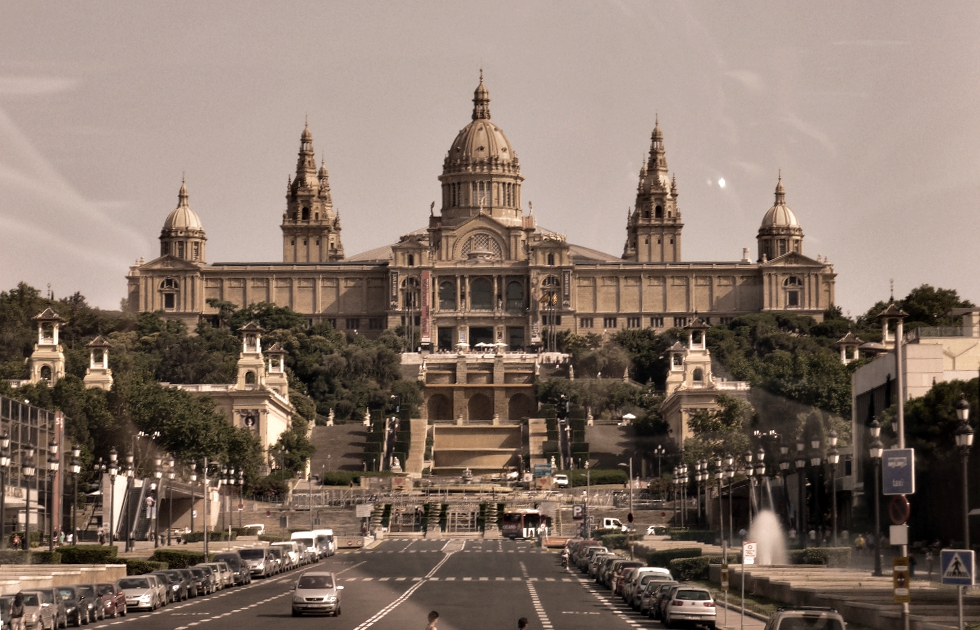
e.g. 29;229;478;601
468;393;493;422
508;394;536;421
427;394;453;422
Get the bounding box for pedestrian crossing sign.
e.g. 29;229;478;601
940;549;975;586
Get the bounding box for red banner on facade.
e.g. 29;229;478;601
420;270;431;344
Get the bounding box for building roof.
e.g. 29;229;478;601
836;331;864;346
163;178;204;231
33;307;64;322
86;335;111;348
760;175;800;229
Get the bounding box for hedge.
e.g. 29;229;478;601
669;529;717;545
789;547;851;567
126;559;168;575
29;551;61;564
151;549;207;569
569;469;628;487
182;531;236;543
0;550;30;564
60;545;118;564
319;471;392;486
668;553;741;581
646;547;702;568
599;532;644;550
259;533;290;543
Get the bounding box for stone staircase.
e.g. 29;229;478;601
406;418;427;475
309;424;370;473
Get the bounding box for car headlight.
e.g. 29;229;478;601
327;596;336;602
29;613;38;622
140;594;151;602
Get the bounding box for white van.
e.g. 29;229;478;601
601;517;628;532
270;541;301;569
290;531;318;561
312;529;335;557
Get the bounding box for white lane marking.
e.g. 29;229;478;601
351;551;455;630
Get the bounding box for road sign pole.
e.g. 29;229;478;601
959;585;964;630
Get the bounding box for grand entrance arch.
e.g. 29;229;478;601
508;393;536;421
428;394;453;422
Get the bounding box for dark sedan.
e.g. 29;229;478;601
75;584;105;622
55;585;90;626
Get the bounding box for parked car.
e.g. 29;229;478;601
151;572;179;604
195;565;220;592
55;585;88;626
646;524;668;536
75;585;105;622
118;576;163;612
265;546;285;575
239;548;274;578
214;552;251;585
20;590;56;630
291;571;343;617
663;586;716;629
188;568;213;596
290;532;318;560
312;529;335;557
612;561;644;594
36;588;67;629
96;583;127;618
160;570;191;601
763;607;846;630
625;568;673;607
553;474;569;488
0;595;12;630
175;570;198;598
270;542;300;570
640;579;677;616
653;582;684;620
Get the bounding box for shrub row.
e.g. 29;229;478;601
150;549;208;569
646;547;702;568
598;532;644;549
569;469;627;487
668;529;717;545
788;547;851;567
181;531;237;543
29;551;61;564
319;471;392;486
59;545;118;564
668;553;741;581
126;559;168;575
259;533;290;543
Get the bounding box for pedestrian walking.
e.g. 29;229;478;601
855;534;865;556
426;610;439;630
98;525;105;545
11;592;25;630
926;549;934;578
12;533;21;549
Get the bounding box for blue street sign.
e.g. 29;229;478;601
941;549;975;586
882;448;915;496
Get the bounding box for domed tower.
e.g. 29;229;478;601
281;123;345;262
757;174;804;262
160;177;207;262
438;73;525;227
623;119;682;262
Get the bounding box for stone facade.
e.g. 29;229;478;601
127;77;837;351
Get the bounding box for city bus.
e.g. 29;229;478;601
501;508;551;539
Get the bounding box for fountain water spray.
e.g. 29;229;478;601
747;509;787;565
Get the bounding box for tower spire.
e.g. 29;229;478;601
774;170;786;205
472;71;491;120
178;174;189;207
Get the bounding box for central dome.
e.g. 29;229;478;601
163;180;203;231
446;77;516;165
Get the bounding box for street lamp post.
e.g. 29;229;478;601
202;457;210;559
778;443;791;528
744;449;754;531
680;463;688;528
167;457;175;546
47;439;59;552
22;447;36;551
869;420;884;576
238;470;244;529
584;461;591;539
654;445;665;480
756;447;766;512
795;439;807;549
189;463;197;536
124;452;134;552
725;454;735;544
69;446;81;545
618;458;634;559
955;396;974;548
810;435;823;545
714;457;724;546
672;466;678;526
153;457;163;548
0;432;9;549
106;448;118;547
827;430;840;547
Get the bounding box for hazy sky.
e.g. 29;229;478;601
1;2;978;316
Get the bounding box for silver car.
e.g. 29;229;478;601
20;590;56;630
664;586;716;629
291;571;343;617
118;576;163;611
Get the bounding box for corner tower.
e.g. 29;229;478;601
757;174;804;262
438;73;525;228
623;119;682;262
281;123;344;262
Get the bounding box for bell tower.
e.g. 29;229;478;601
281;123;345;262
623;119;683;262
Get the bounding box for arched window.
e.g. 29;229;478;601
459;233;502;260
547;252;555;266
784;276;802;308
693;368;704;382
643;209;650;219
407;254;415;267
655;205;663;219
160;278;179;311
245;371;256;385
439;281;456;310
470;278;493;310
506;281;524;311
40;365;52;381
302;207;310;221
